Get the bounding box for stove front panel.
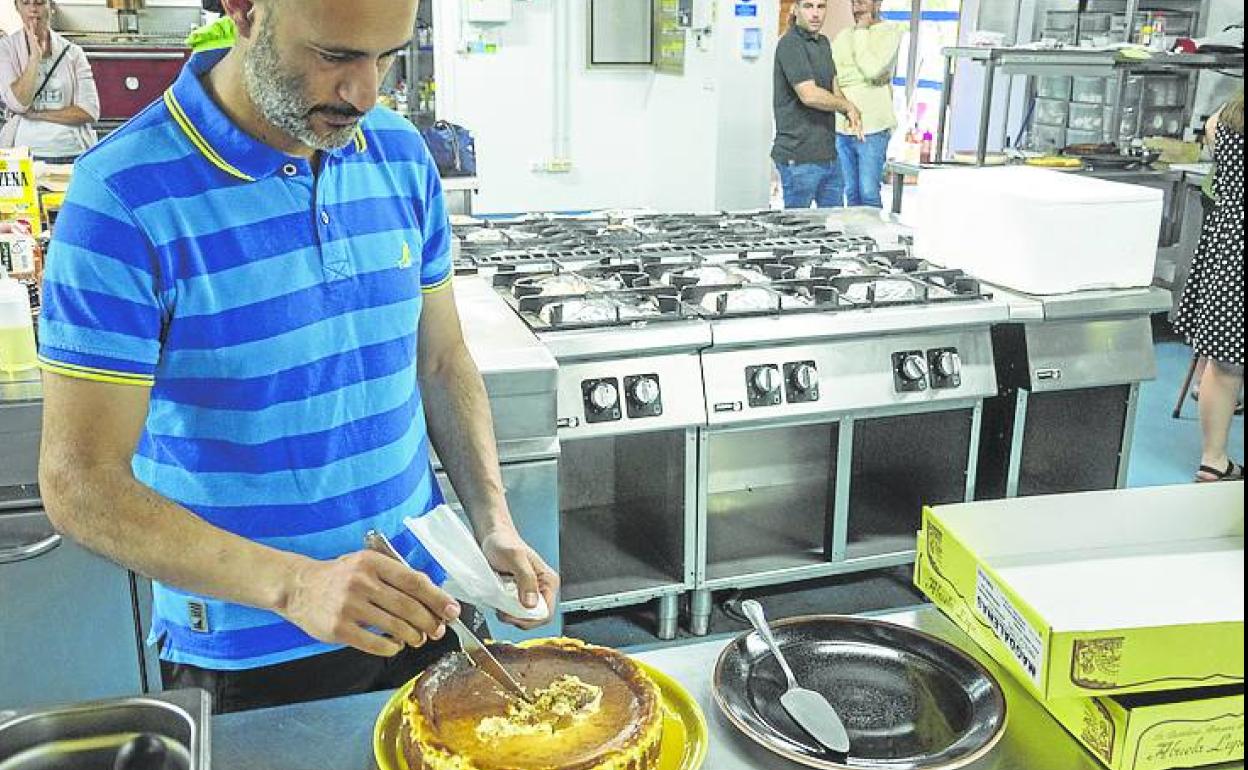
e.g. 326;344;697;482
702;329;998;426
554;353;707;439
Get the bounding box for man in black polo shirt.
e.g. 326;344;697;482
773;0;863;209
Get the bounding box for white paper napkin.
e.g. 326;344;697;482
405;505;549;622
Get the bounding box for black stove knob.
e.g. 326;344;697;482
934;350;962;380
751;366;781;396
629;377;661;407
899;354;929;384
588;381;620;413
790;363;819;392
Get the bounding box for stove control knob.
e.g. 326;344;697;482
751;367;782;396
630;377;661;407
791;363;819;392
589;381;620;413
899;354;929;383
934;351;962;379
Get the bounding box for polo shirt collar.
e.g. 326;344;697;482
165;49;369;183
794;25;823;42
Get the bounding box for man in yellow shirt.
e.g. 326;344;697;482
832;0;904;208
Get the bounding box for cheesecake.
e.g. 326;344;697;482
401;638;663;770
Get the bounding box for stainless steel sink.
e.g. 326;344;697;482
0;690;210;770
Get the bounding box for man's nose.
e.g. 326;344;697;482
339;60;380;115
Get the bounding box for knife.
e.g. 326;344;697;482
364;530;534;704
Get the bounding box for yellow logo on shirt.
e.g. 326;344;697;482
398;242;413;269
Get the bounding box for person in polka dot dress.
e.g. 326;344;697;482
1174;89;1244;482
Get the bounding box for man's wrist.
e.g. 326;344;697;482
472;509;519;540
268;551;315;615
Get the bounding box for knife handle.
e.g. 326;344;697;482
742;600;799;689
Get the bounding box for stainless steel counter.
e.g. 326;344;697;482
447;277;559;464
0;370;41;503
992;285;1172;322
210;605;1246;770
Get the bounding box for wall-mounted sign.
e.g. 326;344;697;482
656;0;688;75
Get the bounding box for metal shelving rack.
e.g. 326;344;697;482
1028;0;1207;151
383;2;436;125
934;48;1243;164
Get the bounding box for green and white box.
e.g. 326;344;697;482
915;483;1244;701
1045;685;1244;770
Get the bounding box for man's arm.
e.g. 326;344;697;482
417;287;559;629
794;79;865;139
39;372;454;655
850;24;904;84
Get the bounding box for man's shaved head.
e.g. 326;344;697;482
220;0;418;153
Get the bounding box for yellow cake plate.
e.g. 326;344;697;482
373;659;708;770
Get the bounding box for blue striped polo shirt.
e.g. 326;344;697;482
39;49;453;670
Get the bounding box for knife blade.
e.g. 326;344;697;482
364;530;534;704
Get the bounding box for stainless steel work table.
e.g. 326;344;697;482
211;605;1243;770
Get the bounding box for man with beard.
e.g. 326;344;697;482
37;0;558;713
773;0;863;208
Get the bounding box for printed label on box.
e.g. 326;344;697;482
1137;715;1246;770
976;566;1044;686
0;235;37;276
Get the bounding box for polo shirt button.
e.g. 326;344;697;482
282;164;298;176
321;212;330;225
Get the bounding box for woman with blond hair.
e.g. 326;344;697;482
1174;88;1244;482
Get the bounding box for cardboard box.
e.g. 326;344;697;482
0;148;43;237
914;483;1244;701
1046;685;1244;770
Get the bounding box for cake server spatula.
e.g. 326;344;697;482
365;530;534;704
742;599;851;755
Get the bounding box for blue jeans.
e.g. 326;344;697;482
777;160;844;209
836;130;892;208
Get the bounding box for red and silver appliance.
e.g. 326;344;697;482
56;3;197;130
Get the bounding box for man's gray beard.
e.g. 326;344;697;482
243;18;358;151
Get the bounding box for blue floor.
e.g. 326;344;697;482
570;334;1245;648
1128;339;1245;487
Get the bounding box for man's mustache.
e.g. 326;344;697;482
310;105;366;120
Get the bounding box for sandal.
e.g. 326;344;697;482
1196;461;1244;482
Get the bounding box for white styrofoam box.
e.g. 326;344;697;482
915;167;1163;295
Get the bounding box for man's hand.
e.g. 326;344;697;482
278;551;461;657
480;526;560;630
847;105;866;141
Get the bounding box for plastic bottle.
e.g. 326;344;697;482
1150;13;1167;51
1138;15;1153;47
0;269;38;375
920;131;935;164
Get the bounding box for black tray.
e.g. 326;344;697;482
714;615;1007;769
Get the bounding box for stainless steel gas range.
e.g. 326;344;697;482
454;209;1162;638
456;211;1010;638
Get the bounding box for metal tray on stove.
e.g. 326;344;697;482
714;615;1006;770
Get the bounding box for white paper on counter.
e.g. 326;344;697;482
405;506;549;622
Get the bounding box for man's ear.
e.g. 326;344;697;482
221;0;260;40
